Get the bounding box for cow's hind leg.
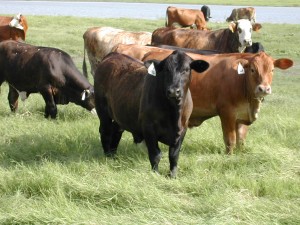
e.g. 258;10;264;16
40;86;57;119
110;121;124;154
169;128;187;178
8;85;19;112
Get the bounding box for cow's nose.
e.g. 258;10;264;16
258;85;272;95
244;39;252;46
167;88;181;99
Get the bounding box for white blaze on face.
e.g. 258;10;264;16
237;19;253;50
9;13;24;30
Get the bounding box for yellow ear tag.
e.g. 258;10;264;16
148;62;156;76
237;62;245;75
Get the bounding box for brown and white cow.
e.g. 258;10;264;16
142;49;293;154
0;14;28;42
82;26;152;77
165;6;207;30
226;7;256;23
152;19;262;53
94;51;209;177
0;40;95;119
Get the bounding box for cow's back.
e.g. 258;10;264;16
94;53;146;134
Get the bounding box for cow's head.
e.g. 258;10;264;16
9;13;25;30
144;50;209;105
229;19;262;52
234;52;293;101
80;87;96;114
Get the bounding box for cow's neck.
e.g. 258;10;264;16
216;29;239;53
243;74;263;123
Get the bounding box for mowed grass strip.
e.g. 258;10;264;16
0;16;299;224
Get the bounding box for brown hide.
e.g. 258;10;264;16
226;7;256;23
142;49;293;154
166;6;207;30
151;27;240;53
0;14;28;41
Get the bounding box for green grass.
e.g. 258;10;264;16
0;15;299;224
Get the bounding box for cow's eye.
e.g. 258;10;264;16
251;68;255;73
238;28;242;33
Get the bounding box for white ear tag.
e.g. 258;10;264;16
81;91;86;101
147;63;156;76
237;62;245;75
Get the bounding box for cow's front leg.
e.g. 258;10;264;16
40;86;57;119
169;128;187;178
99;114;115;157
143;124;162;173
220;113;237;154
236;123;249;148
8;85;19;112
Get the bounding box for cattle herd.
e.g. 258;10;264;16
0;6;294;177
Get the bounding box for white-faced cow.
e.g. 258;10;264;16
82;26;152;77
0;40;95;119
226;7;256;23
0;14;28;42
142;49;293;154
165;6;208;30
94;51;209;177
152;19;262;53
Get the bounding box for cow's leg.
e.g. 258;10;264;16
110;121;124;154
220;113;237;154
169;128;187;178
236;123;248;148
143;124;162;173
99;114;115;157
8;85;19;112
40;86;57;119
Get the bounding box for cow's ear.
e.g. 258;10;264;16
252;23;262;32
190;60;209;73
144;60;161;76
233;59;249;75
273;58;293;70
228;21;237;33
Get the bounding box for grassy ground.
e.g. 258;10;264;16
0;15;299;224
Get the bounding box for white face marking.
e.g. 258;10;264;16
237;19;253;49
9;13;24;30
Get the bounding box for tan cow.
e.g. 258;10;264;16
0;13;28;41
165;6;207;30
82;26;151;77
142;49;293;154
226;7;256;23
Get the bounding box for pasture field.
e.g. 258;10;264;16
0;16;299;224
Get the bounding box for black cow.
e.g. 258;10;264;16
201;5;211;22
94;51;209;177
0;40;95;118
245;42;265;53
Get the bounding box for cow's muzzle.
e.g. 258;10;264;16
256;84;272;97
244;39;252;47
167;88;182;101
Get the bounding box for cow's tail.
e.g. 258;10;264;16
82;43;88;78
165;7;168;27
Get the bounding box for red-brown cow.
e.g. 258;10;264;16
165;6;207;30
142;49;293;154
94;51;209;177
0;14;28;41
226;7;256;23
152;19;262;53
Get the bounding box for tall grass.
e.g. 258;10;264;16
0;15;299;224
